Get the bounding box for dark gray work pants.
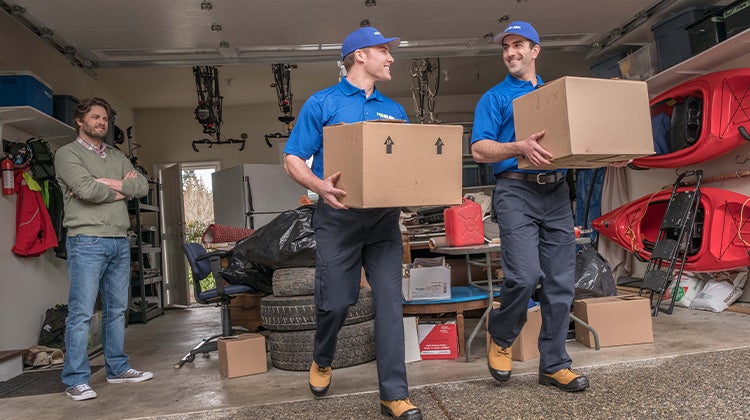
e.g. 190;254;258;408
488;177;576;374
311;201;408;400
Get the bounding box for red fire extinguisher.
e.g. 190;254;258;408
2;157;14;195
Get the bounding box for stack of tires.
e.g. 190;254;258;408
261;267;377;371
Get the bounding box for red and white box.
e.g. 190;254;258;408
417;320;458;360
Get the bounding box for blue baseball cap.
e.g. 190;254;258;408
493;21;540;45
341;27;400;59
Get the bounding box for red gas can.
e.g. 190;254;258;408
443;197;484;247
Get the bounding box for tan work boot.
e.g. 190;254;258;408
380;398;422;419
487;338;512;382
539;368;590;392
308;361;331;397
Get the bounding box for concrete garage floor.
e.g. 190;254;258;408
3;303;750;419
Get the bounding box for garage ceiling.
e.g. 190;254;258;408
2;0;720;109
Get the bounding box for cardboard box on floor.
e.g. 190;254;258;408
218;333;267;378
323;121;463;208
228;293;264;332
417;319;458;360
488;302;542;361
573;295;654;348
513;77;654;169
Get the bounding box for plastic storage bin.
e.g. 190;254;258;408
618;43;660;81
723;0;750;38
688;15;727;55
52;95;79;126
589;53;624;79
650;6;720;70
0;71;53;115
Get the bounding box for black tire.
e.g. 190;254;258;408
268;319;375;371
260;288;374;331
272;267;316;297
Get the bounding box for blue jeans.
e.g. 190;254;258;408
62;236;132;387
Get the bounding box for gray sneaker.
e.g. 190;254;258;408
65;383;97;401
106;368;154;384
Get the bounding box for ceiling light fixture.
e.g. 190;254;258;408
360;19;370;27
200;1;212;11
365;0;376;6
498;15;509;23
211;23;222;32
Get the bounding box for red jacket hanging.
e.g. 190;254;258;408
12;171;58;257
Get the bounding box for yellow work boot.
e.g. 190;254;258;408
380;398;422;419
487;337;512;382
539;368;590;392
308;361;331;397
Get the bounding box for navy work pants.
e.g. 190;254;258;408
312;201;408;400
488;177;576;374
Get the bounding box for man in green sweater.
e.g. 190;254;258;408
55;97;151;401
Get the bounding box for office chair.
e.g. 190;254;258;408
175;242;255;368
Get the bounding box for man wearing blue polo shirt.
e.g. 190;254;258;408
472;21;590;392
283;27;421;419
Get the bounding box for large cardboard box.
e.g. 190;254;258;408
218;333;267;378
228;292;264;332
417;320;458;360
402;265;451;301
573;295;654;348
323;121;463;208
513;77;654;169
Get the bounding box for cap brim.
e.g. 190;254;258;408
492;32;512;44
383;37;401;50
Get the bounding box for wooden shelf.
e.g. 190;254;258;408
646;27;750;96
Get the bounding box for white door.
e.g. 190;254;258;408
160;163;190;307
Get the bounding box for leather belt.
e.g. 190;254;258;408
497;171;564;185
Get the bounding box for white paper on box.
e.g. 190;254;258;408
403;317;421;363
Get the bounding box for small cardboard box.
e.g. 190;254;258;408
417;320;458;360
511;305;542;361
218;333;267;378
323;121;463;208
573;295;654;348
513;76;654;169
229;292;264;332
402;265;451;301
488;302;541;361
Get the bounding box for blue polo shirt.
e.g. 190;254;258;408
284;77;409;179
472;73;562;175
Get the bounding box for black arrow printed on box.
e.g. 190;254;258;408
435;137;443;155
384;136;394;154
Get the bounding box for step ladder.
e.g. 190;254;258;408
639;170;703;316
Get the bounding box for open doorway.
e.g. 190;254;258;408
155;161;220;307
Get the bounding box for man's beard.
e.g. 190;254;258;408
82;123;107;141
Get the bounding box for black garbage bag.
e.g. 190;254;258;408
218;258;273;294
575;245;617;298
231;205;316;270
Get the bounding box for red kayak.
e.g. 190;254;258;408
631;68;750;169
592;187;750;272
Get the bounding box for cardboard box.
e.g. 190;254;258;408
403;317;421;363
323;121;463;208
402;265;451;301
488;302;541;361
573;295;654;348
218;333;267;378
417;320;458;360
229;293;263;332
513;77;654;169
511;305;542;361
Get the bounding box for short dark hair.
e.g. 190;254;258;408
74;97;112;134
342;51;356;71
